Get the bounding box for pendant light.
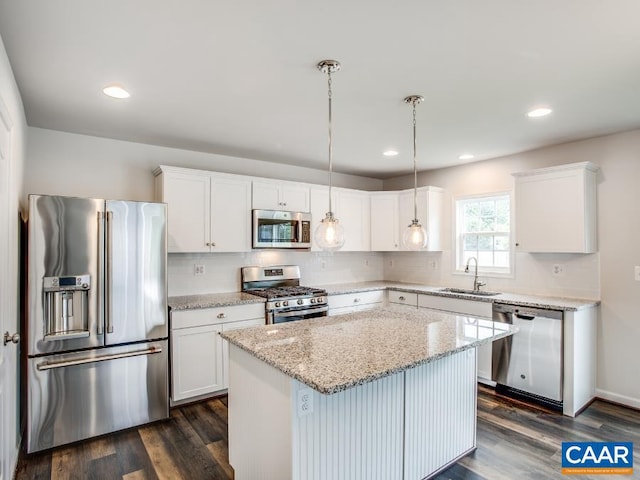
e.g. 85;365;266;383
402;95;428;250
314;60;345;251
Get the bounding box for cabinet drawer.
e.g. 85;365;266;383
328;290;386;309
417;294;492;318
171;303;265;329
388;291;418;306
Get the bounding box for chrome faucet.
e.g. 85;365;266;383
464;257;486;291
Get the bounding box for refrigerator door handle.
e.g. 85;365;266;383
36;346;163;371
97;211;104;336
105;211;113;334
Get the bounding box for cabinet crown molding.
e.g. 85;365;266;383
512;161;599;178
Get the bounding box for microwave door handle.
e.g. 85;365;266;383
97;211;104;336
105;211;113;334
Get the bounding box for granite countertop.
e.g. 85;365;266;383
313;281;599;311
168;292;265;310
221;305;517;394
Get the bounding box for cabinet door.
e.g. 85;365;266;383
514;163;596;253
370;193;399;251
336;189;371;251
161;172;211;252
281;184;310;212
398;188;443;251
210;177;252;252
221;318;264;388
309;187;337;251
171;324;223;401
252;181;281;210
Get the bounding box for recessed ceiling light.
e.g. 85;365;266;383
103;85;130;99
527;107;552;118
459;154;475;160
383;150;399;157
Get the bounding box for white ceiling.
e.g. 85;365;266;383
1;1;640;179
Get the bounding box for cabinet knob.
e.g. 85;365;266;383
283;202;287;206
205;242;211;246
211;242;216;247
399;296;405;301
515;242;520;247
217;313;226;319
354;298;360;303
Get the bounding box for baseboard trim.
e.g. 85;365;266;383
596;388;640;410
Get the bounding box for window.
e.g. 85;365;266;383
455;193;511;275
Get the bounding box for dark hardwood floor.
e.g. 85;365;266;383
15;386;640;480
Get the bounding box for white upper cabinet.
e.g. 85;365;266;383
371;187;443;252
335;188;371;251
309;187;337;252
398;186;443;251
513;162;598;253
154;166;251;253
252;180;310;212
370;192;400;251
310;187;371;251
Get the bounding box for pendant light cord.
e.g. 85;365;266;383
412;99;418;222
327;70;334;216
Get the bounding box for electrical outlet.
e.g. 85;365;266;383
429;260;437;269
297;388;313;416
321;261;326;269
194;264;205;276
364;259;370;267
552;264;564;277
389;260;394;267
635;266;640;281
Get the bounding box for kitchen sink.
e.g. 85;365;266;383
438;287;501;297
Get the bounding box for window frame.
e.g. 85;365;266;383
452;191;515;278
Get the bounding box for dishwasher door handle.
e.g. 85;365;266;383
515;313;535;320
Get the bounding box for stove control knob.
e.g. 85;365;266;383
310;298;316;304
317;296;324;303
297;299;304;305
275;302;281;308
283;301;289;307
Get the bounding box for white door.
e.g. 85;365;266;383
0;97;18;480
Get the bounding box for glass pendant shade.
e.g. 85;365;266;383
403;220;428;250
315;213;345;251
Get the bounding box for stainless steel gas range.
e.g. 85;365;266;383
241;265;328;324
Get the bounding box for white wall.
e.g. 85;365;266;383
24;127;386;296
0;33;27;478
384;130;640;408
25;127;382;202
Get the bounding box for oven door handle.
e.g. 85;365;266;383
274;305;328;318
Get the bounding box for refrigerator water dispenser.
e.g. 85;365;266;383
43;275;91;341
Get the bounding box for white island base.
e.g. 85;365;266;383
228;344;478;480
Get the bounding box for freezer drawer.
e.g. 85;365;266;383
27;340;169;453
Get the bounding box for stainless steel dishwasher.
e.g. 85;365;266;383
491;303;564;409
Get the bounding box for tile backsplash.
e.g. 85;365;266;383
169;249;599;300
167;251;384;296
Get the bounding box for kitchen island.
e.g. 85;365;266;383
221;306;517;480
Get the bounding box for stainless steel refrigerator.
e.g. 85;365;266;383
26;194;169;453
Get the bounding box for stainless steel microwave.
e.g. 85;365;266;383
252;209;311;249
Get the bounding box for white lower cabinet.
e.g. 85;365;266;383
418;294;493;383
170;303;265;403
328;290;387;316
171;324;224;401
